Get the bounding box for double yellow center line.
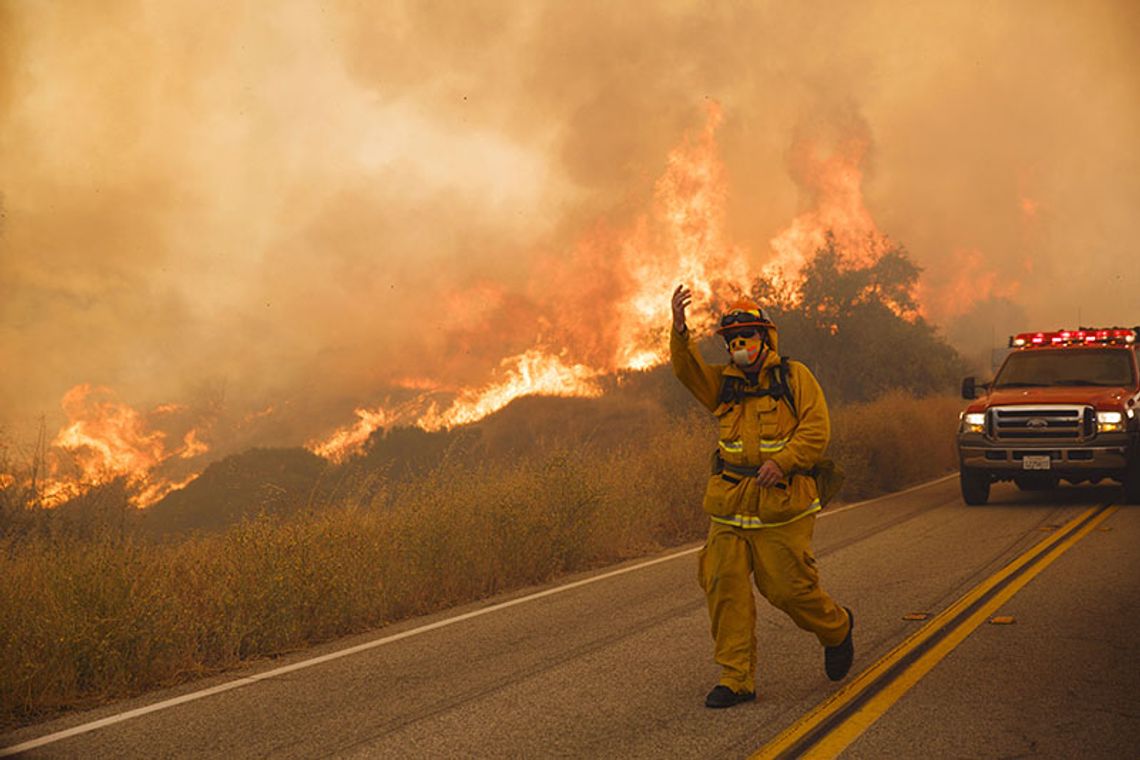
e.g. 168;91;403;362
753;503;1117;759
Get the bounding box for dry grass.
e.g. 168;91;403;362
0;393;961;728
830;390;963;499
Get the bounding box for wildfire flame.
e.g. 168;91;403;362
180;429;210;459
915;247;1022;323
241;405;276;426
53;385;168;479
24;385;210;508
418;350;603;432
310;102;750;460
10;102;1021;503
313;352;604;462
310;406;397;462
764;134;891;298
614;102;750;366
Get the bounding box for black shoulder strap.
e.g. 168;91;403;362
718;357;798;418
770;357;798;419
717;375;746;406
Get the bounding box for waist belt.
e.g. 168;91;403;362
718;459;816;488
711;450;843;507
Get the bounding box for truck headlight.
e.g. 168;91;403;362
1096;411;1124;433
963;412;986;434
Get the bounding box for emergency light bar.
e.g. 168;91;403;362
1009;327;1139;348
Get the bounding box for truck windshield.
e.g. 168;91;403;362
994;349;1136;388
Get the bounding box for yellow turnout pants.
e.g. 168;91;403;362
697;516;849;693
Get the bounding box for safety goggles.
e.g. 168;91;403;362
723;329;760;342
719;311;763;329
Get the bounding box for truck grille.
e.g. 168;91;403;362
989;405;1094;442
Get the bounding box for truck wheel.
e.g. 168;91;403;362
960;467;991;506
1123;457;1140;505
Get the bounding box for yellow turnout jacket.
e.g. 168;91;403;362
670;322;830;528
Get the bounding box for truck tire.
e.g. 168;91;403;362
1124;456;1140;505
960;467;990;506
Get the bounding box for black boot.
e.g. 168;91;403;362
704;684;756;709
825;607;855;681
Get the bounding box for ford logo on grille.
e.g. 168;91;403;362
1026;418;1048;429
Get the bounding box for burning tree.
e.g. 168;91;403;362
753;233;966;404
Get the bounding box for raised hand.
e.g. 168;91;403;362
672;284;692;334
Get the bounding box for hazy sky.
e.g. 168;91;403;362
2;0;1138;444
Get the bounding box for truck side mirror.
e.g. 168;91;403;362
961;377;977;399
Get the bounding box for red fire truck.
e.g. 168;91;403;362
957;327;1140;505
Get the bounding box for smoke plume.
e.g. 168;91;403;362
2;0;1138;456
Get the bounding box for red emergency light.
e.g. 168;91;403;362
1009;327;1138;348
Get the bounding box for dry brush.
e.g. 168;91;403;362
0;393;960;728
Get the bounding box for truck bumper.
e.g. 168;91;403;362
958;432;1135;478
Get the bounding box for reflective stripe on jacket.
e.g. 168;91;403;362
670;324;831;527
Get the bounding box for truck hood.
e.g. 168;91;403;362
983;386;1133;408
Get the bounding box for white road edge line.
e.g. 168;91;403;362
1;472;957;756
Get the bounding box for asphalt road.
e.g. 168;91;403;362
4;475;1138;759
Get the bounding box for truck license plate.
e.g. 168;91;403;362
1022;455;1052;470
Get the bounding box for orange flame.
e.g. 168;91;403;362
764;134;891;298
241;405;276;426
613;101;750;367
310;102;750;460
312;103;946;460
153;402;186;415
180;429;209;459
53;385;168;479
418;350;603;431
130;473;202;511
915;247;1022;322
310;406;396;462
28;104;1028;488
35;385;208;508
312;351;605;460
37;478;86;508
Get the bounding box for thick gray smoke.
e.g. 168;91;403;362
2;0;1137;444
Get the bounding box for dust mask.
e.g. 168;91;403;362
728;333;765;368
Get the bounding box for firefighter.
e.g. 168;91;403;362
670;284;854;709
